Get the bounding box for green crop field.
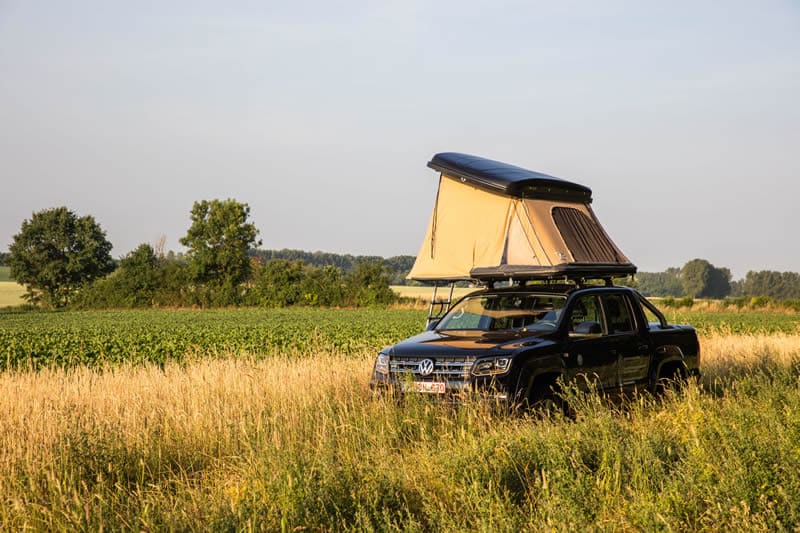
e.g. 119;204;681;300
0;266;11;281
1;306;799;530
1;307;798;371
0;308;427;370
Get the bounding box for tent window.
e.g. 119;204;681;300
552;207;620;263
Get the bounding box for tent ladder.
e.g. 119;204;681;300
426;282;456;327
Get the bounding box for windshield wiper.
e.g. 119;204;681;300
481;329;526;339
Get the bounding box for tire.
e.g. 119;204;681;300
527;378;566;418
655;365;686;395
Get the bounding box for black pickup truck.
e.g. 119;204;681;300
370;282;700;409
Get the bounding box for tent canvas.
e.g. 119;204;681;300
408;153;636;282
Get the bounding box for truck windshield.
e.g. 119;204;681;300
437;293;566;332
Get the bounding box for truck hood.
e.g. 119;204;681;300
390;329;549;356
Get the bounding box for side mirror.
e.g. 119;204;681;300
572;321;602;336
425;320;440;331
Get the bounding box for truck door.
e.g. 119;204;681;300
564;294;619;390
600;293;650;390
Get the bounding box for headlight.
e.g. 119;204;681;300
472;357;510;376
374;353;390;375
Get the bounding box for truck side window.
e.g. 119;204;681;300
602;294;634;334
641;305;660;329
568;295;604;332
639;295;668;329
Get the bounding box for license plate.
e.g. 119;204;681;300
403;381;446;394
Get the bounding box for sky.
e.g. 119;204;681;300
0;1;798;279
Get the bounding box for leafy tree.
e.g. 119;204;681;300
251;259;308;307
740;270;800;299
680;258;731;299
73;244;193;309
708;266;732;299
0;251;10;266
635;268;684;297
9;207;114;307
180;199;261;305
301;265;345;306
344;262;397;306
153;253;192;307
115;244;160;304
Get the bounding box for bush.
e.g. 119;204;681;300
248;259;395;308
661;296;694;309
72;247;192;309
749;296;772;308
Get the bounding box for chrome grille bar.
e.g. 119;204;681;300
389;356;476;378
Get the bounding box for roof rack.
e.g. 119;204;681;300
469;263;636;283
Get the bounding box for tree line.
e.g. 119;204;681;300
5;205;800;308
634;258;800;300
5;201;396;309
250;249;416;285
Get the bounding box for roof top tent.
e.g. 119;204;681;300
408;153;636;322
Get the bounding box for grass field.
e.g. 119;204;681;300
0;328;799;530
1;306;799;529
0;281;25;307
0;266;11;281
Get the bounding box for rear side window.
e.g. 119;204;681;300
601;294;635;334
639;296;668;329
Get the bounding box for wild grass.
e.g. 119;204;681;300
0;281;25;308
1;332;800;530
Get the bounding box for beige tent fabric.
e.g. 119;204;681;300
407;174;630;280
409;176;512;280
524;199;591;264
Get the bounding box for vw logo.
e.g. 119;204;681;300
418;359;435;376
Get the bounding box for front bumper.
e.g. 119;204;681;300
369;371;512;403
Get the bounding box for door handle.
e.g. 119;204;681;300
637;344;649;354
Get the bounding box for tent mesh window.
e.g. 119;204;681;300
552;207;620;263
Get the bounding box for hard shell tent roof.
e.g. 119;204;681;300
408;152;636;282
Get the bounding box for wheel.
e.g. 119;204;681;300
526;379;566;418
655;365;686;395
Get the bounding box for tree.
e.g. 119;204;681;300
708;266;732;299
180;199;261;304
251;259;307;307
740;270;800;299
680;258;731;299
8;207;114;307
635;268;684;297
344;262;397;306
111;243;161;307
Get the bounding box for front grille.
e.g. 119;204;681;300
390;356;476;379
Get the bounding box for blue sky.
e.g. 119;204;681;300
1;1;798;277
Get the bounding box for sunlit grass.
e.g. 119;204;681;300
0;281;25;307
1;332;799;530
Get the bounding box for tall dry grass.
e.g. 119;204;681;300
1;334;799;530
